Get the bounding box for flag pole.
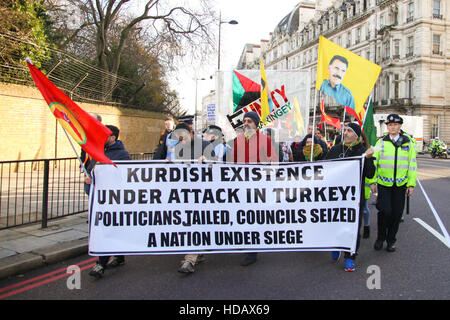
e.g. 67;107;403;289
311;90;318;162
60;126;90;178
362;94;373;128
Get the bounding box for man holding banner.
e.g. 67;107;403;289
171;122;216;274
87;125;131;279
325;123;375;271
231;111;278;266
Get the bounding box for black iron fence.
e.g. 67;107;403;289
0;152;153;230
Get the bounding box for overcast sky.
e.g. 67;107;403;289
172;0;305;115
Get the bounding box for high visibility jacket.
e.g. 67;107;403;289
364;177;371;199
373;133;417;187
382;130;418;152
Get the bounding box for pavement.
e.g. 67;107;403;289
0;212;90;279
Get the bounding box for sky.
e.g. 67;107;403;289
171;0;305;115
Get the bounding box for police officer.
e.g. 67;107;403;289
371;114;417;252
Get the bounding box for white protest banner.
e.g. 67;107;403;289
215;70;311;142
88;159;361;256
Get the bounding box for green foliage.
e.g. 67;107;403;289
0;0;53;69
112;38;179;113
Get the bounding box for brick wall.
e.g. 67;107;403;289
0;83;166;161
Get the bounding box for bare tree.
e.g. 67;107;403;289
48;1;215;72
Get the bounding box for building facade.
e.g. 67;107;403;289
238;0;449;144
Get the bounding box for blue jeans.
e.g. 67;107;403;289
363;198;370;227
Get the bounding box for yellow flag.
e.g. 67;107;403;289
293;97;304;135
260;59;270;125
316;36;381;120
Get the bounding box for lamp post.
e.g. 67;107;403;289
218;11;238;70
195;77;206;133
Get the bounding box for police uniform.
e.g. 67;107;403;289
373;114;418;251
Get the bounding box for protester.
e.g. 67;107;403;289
153;115;195;160
171;122;215;273
81;113;102;194
371;114;417;252
290;135;303;162
281;141;293;162
231;111;279;266
154;116;174;155
314;127;329;152
325;122;375;272
203;125;230;161
295;124;328;158
263;128;284;162
296;134;326;162
87;125;131;279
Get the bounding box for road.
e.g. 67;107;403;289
0;156;449;302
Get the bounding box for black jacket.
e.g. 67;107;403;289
325;141;375;207
153;130;173;160
86;140;130;174
84;140;130;194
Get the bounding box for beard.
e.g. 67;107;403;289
243;125;256;137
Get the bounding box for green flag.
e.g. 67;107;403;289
363;99;377;146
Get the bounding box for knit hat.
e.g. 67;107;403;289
243;111;260;126
345;122;362;138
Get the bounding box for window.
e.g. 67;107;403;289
431;115;440;139
407;75;413;99
356;27;361;43
394;74;399;99
394;40;400;58
433;34;441;54
385;76;390;100
407;2;414;22
347;31;352;47
384;41;390;59
380;15;384;27
407;36;414;56
433;0;442;18
337;36;342;47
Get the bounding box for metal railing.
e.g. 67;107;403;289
0;152;154;230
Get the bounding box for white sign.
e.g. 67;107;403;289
206;103;215;123
88;159;361;256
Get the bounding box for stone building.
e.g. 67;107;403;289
238;0;449;144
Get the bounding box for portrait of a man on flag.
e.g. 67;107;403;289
319;55;355;111
316;36;382;121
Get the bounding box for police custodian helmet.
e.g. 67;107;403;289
385;114;403;124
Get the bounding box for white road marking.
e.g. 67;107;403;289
416;179;450;248
413;218;450;249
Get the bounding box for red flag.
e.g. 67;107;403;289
344;106;363;126
320;99;341;130
26;60;115;166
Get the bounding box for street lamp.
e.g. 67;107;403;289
218;11;238;70
195;77;206;133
